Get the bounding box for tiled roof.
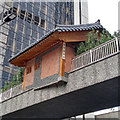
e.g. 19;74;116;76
9;20;103;62
56;19;103;32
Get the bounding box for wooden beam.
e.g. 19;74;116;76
23;64;26;90
10;33;61;67
58;31;90;42
59;42;66;77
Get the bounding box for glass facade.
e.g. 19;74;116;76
0;1;87;87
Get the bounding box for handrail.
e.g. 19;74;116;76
1;83;23;101
1;37;120;101
71;37;120;70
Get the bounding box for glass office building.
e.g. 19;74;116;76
0;1;88;87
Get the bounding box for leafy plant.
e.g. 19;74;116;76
2;81;11;92
76;42;86;55
113;30;120;37
2;67;24;92
76;29;113;55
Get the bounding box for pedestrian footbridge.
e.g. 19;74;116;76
1;37;120;118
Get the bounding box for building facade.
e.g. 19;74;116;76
118;1;120;31
0;0;88;87
9;21;103;89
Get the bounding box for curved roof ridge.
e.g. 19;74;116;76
56;19;101;28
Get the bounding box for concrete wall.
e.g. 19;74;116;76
1;53;120;117
95;111;120;119
118;1;120;31
81;0;88;24
74;0;88;24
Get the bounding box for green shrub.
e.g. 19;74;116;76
76;29;113;55
113;31;120;37
2;67;24;92
76;42;86;55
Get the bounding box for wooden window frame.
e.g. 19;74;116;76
34;61;40;70
26;66;32;74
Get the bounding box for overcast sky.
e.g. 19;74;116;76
88;0;119;35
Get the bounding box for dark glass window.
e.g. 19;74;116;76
18;23;23;31
13;2;18;8
20;10;25;19
39;27;44;36
32;31;37;39
33;7;39;16
40;19;45;28
34;2;40;7
23;36;29;43
26;12;32;23
15;49;20;54
26;28;31;35
40;12;45;19
16;32;22;42
41;3;46;13
18;17;24;24
27;3;32;12
22;42;28;49
13;7;17;15
3;10;8;18
34;16;39;25
4;49;12;66
10;19;16;27
8;37;13;45
9;73;14;81
32;23;37;31
16;41;21;50
0;12;3;20
20;2;26;10
8;31;14;39
2;71;9;85
26;34;30;40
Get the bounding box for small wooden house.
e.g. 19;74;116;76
9;20;103;89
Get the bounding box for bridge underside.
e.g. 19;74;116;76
3;76;120;118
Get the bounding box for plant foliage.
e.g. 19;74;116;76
2;67;24;92
76;29;113;55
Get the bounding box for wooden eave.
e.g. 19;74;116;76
10;30;91;67
58;30;91;42
10;32;61;67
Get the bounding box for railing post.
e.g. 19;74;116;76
90;50;93;63
71;59;74;70
115;37;119;52
10;88;12;98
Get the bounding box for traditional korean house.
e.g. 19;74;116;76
9;20;104;89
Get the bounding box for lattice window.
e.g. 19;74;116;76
34;62;40;70
26;66;31;74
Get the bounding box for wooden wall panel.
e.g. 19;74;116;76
41;47;60;79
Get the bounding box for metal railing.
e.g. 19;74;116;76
71;37;120;70
1;83;23;101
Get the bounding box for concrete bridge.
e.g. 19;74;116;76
1;37;120;118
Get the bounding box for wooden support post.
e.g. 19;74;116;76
23;64;26;90
60;42;66;77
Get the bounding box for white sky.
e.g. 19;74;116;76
88;0;119;35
